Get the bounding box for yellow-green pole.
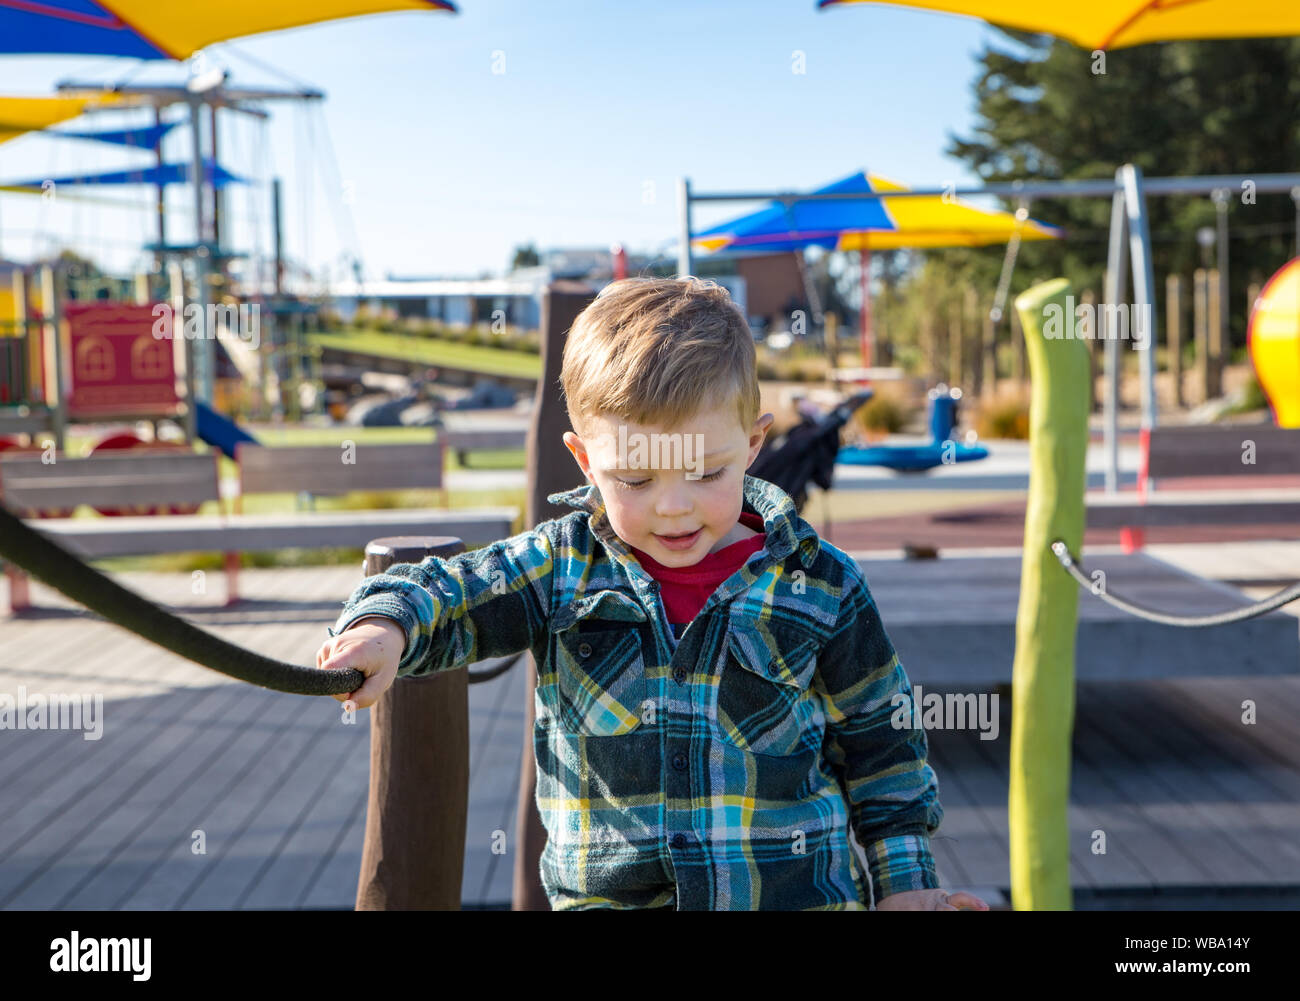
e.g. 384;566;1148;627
1008;278;1089;911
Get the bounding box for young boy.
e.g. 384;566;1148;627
316;276;985;912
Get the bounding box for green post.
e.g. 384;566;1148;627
1008;278;1089;911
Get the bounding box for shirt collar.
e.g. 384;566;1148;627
547;474;821;569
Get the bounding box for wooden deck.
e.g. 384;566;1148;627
2;553;1297;910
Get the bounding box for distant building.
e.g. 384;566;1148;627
328;247;750;331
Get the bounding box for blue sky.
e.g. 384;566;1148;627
0;0;1012;283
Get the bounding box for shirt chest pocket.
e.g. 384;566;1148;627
713;620;821;757
551;590;650;737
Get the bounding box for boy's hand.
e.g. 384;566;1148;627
314;616;406;709
876;889;989;911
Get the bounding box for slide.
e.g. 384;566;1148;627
196;399;261;461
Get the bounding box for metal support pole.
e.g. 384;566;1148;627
677;177;693;278
189;95;212;408
1102;184;1128;495
1120;164;1158;439
1213;187;1230;401
169;260;196;447
38;264;66;453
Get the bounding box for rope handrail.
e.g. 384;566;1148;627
1051;539;1300;628
0;501;521;692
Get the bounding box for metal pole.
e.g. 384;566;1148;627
189;95;212;408
677;177;693;278
1213;187;1230;402
1293;187;1300;259
1120;164;1158;439
1102;183;1128;495
153;105;166;275
169;260;196;447
38;264;66;453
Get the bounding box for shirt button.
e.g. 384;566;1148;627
672;752;687;771
578;642;592;658
673;667;686;684
671;833;687;850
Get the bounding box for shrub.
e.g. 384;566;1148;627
974;392;1031;440
854;391;909;433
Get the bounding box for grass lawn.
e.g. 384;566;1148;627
306;329;542;380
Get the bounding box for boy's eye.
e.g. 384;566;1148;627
687;467;727;482
613;462;728;488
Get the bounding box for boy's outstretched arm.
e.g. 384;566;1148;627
813;564;946;907
327;528;555;680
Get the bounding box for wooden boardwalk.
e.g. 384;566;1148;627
2;554;1297;910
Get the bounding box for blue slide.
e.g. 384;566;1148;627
195;400;261;460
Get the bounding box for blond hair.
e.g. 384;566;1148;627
561;276;760;434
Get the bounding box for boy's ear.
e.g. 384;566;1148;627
563;431;594;481
745;413;775;467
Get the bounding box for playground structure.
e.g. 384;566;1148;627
0;76;349;465
1249;256;1300;428
679;167;1300;492
837;383;990;472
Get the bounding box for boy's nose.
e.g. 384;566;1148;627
653;481;692;518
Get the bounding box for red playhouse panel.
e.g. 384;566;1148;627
63;301;180;419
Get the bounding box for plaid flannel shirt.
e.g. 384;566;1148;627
328;474;944;910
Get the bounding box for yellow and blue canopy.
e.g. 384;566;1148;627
817;0;1300;52
692;170;1063;256
0;0;456;61
0;93;128;146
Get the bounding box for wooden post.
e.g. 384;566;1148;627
982;303;996;400
1011;303;1025;388
1010;277;1088;911
1207;267;1222;401
963;287;978;396
1165;274;1183;409
1080;290;1098;412
514;280;598;911
920;310;935;384
824;310;839;382
1193;268;1209;405
947;298;962;389
355;536;469;910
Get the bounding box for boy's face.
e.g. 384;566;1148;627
563;400;774;568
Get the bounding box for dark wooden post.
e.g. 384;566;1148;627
1081;290;1099;412
1194;268;1209;405
355;535;468;911
981;304;996;401
513;280;597;911
1166;274;1183;409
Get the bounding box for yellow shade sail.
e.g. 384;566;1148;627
819;0;1300;51
0;94;123;147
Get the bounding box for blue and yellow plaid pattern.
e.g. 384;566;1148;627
329;474;944;909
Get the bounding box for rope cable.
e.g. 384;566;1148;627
1051;540;1300;627
0;501;520;690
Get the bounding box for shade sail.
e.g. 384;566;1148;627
0;158;246;192
0;93;122;146
817;0;1300;51
692;170;1063;256
0;0;457;61
51;120;180;149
